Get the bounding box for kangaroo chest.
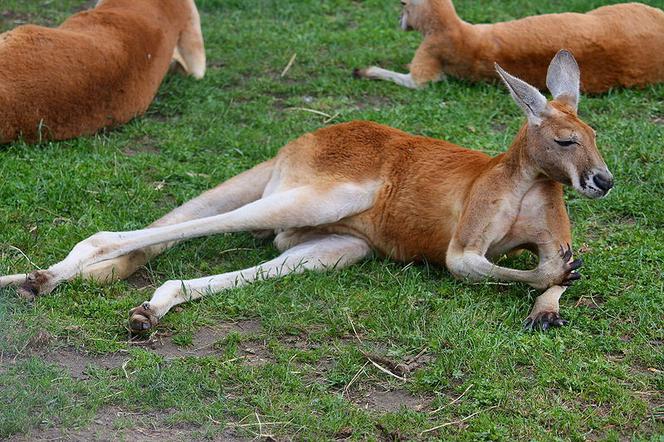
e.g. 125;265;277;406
330;180;560;265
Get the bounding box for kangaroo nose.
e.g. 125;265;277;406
593;172;614;192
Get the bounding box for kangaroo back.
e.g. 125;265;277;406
0;0;205;144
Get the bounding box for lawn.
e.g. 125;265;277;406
0;0;662;440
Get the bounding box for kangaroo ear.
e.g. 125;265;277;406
546;49;580;111
495;63;548;126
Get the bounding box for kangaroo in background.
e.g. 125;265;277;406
0;51;612;333
354;0;664;92
0;0;206;144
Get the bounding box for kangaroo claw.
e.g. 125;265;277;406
524;311;568;332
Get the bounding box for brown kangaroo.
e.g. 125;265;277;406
0;51;613;333
354;0;664;92
0;0;206;144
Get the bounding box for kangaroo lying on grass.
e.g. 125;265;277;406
0;51;612;333
0;0;205;144
354;0;664;92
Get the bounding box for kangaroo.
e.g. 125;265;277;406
354;0;664;92
0;51;613;333
0;0;206;144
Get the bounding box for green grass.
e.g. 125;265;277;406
1;0;663;440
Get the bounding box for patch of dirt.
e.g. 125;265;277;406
138;319;263;360
574;295;604;309
375;423;408;441
630;364;663;376
361;348;435;378
312;354;335;376
2;327;128;380
353;385;431;413
618;215;637;226
1;8;61;28
280;332;322;351
651;116;664;125
27;330;53;349
341;349;435;413
606;351;626;363
71;0;98;13
11;406;250;442
272;98;288;111
122;136;161;156
126;268;154;290
208;59;226;69
0;346;128;380
491;122;508;133
239;340;274;367
335;426;354;440
145;109;180;123
43;348;128;380
1;10;40;27
353;95;393;110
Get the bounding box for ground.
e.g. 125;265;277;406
0;0;662;440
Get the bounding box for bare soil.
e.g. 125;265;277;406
131;319;264;360
122;136;162;157
352;384;432;413
9;406;250;442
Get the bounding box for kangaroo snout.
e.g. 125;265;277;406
592;171;614;194
581;168;614;198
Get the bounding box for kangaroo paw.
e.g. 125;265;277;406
16;270;55;300
128;302;159;334
524;311;568;332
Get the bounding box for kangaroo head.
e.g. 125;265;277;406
496;50;613;199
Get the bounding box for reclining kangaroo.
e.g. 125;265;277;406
0;51;613;333
0;0;205;144
354;0;664;92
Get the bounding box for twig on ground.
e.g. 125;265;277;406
430;383;474;414
366;356;407;382
255;412;264;438
343;361;369;396
323;112;340;123
121;360;130;379
346;311;363;346
227;421;293;428
411;347;428;361
12;340;31;362
421;405;498;435
286;107;332;118
2;244;41;269
280;53;297;77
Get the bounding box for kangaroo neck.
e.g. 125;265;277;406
421;0;470;37
492;125;544;198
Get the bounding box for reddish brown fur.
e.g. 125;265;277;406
0;0;205;144
274;117;572;266
365;0;664;92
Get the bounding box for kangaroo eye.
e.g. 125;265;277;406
555;139;576;147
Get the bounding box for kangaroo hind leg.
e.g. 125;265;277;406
129;234;370;332
4;160;275;299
